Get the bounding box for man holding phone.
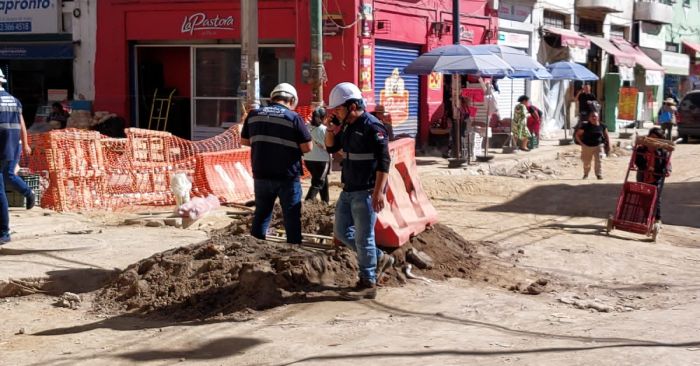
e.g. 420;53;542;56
325;82;393;300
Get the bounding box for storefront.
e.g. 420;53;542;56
496;1;534;119
682;40;700;93
611;37;665;123
0;0;74;126
96;0;497;142
642;48;690;102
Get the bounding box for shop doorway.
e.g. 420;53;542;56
1;59;73;127
136;46;191;139
134;44;295;141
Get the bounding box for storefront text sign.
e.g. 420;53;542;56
181;13;234;35
498;31;529;49
0;0;58;34
618;87;639;121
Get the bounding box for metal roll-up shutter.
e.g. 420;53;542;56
374;43;420;137
496;78;526;120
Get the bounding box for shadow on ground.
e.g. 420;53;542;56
275;300;700;365
479;181;700;229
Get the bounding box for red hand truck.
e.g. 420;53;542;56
605;138;673;242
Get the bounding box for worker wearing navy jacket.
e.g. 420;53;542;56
325;82;394;300
241;83;312;244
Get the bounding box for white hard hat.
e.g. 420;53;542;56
0;69;6;83
270;83;298;101
328;82;363;108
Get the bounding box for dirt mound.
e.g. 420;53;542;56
271;201;336;236
94;223;479;320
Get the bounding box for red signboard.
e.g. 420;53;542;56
126;11;239;40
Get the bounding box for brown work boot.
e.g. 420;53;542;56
341;278;377;300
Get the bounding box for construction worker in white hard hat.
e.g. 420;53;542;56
325;82;394;300
240;83;312;244
0;69;35;245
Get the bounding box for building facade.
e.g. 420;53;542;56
93;0;497;142
0;0;94;126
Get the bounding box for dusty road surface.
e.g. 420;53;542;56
1;141;700;366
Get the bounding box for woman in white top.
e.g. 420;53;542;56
303;107;331;203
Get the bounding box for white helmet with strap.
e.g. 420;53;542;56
328;82;363;109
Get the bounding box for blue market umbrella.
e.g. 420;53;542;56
472;45;552;80
404;44;513;77
546;61;599;81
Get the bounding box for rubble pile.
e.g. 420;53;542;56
94;201;480;320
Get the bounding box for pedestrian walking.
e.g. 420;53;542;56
0;69;35;245
512;103;531;152
657;98;677;140
517;95;542;149
303;107;331;204
575;111;610;180
240;83;312;244
325;82;394;300
575;84;598;122
634;128;672;224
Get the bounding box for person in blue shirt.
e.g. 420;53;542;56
657;98;677;140
240;83;312;244
325;82;394;300
0;69;35;245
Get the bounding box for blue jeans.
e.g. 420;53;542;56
251;178;302;244
0;161;10;235
3;153;31;197
335;190;382;284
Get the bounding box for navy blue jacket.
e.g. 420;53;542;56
241;103;311;180
327;112;391;192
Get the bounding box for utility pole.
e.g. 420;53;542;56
240;0;260;111
451;0;465;163
310;0;324;106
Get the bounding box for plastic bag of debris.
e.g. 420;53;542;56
178;195;220;220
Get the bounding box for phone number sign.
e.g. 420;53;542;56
0;21;30;32
0;0;59;34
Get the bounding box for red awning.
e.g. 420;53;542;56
610;37;664;71
682;40;700;56
543;26;590;49
584;35;635;68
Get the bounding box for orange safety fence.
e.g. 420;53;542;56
24;126;243;212
22;106;320;212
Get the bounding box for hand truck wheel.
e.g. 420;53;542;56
605;216;614;234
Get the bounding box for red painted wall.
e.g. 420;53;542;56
95;0;496;139
138;47;191;97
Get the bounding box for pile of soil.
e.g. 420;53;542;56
94;220;479;320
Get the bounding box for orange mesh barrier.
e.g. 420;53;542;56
23;107;318;212
25;126;243;212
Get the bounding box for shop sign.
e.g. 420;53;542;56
359;45;373;93
638;22;665;50
0;0;59;34
618;87;638;121
569;47;587;64
459;25;474;42
379;68;410;125
662;52;689;75
428;72;442;91
498;31;529;49
498;2;531;22
619;65;634;82
181;13;234;35
645;70;663;86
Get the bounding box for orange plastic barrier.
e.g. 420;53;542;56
192;148;255;204
375;138;438;247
